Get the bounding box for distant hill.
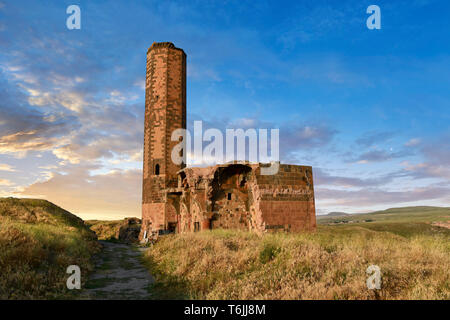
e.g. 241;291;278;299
367;206;447;215
0;197;100;299
325;212;350;217
318;206;449;219
317;205;450;237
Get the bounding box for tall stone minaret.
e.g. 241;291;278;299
141;42;186;236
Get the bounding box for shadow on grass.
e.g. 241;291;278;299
142;255;191;300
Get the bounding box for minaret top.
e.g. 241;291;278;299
147;42;185;54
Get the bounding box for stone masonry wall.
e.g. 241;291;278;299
174;163;316;234
253;164;316;232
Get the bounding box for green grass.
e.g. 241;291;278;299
317;206;450;224
0;197;100;299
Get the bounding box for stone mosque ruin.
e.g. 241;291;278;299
140;42;316;240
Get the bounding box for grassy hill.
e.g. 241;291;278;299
317;206;450;237
0;198;100;299
85;219;123;241
85;218;141;243
144;206;450;300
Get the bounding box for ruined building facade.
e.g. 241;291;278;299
141;42;316;239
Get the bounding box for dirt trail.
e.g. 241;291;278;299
82;241;154;299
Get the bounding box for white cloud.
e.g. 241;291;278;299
0;163;15;172
0;179;13;186
405;138;421;147
17;167;142;220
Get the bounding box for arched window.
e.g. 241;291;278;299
155;164;160;175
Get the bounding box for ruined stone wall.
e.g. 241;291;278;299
179;197;191;232
176;163;316;234
253;164;316;232
141;203;166;234
210;165;251;230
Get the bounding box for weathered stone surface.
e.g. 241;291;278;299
140;42;316;239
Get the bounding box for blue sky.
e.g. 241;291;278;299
0;0;449;219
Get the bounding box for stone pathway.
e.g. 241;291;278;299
82;241;154;299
